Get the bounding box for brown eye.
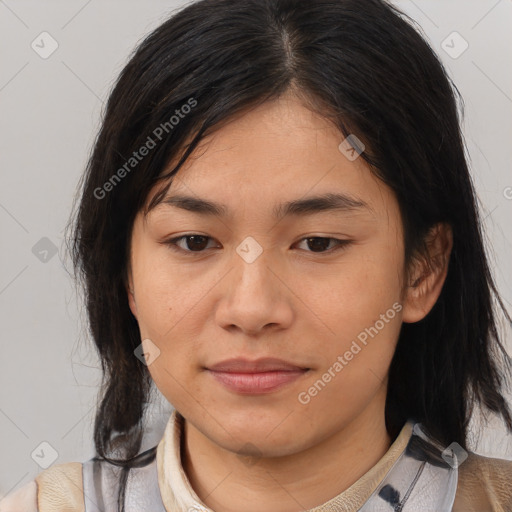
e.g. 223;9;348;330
305;237;331;252
295;237;352;253
164;234;217;253
182;235;210;251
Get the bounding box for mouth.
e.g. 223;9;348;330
205;357;311;394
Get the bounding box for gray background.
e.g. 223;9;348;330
1;0;511;498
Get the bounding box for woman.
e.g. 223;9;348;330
2;0;512;510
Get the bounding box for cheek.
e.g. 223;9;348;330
302;244;403;338
130;248;211;396
296;234;404;387
131;246;206;338
297;301;402;418
348;229;404;316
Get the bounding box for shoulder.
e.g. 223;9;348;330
0;446;161;512
453;451;512;511
0;480;38;512
35;462;84;512
0;462;84;512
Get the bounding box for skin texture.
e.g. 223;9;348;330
127;91;452;512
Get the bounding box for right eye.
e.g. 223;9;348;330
162;234;220;253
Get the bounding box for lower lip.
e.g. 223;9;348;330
207;369;309;394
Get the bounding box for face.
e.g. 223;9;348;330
127;92;415;458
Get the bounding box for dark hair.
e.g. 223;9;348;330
66;0;512;510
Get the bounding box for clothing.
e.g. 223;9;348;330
1;409;511;511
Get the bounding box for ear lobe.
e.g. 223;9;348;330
401;223;453;324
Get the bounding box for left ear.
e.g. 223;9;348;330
401;222;453;323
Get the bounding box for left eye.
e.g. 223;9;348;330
162;234;351;254
295;237;351;253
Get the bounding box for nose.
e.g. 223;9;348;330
214;244;294;336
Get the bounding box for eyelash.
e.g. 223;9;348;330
161;234;352;256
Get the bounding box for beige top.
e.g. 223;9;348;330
1;410;511;511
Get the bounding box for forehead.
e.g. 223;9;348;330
147;95;396;222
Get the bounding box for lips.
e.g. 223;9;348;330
206;357;310;394
206;357;309;373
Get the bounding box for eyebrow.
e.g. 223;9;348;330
157;192;372;219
